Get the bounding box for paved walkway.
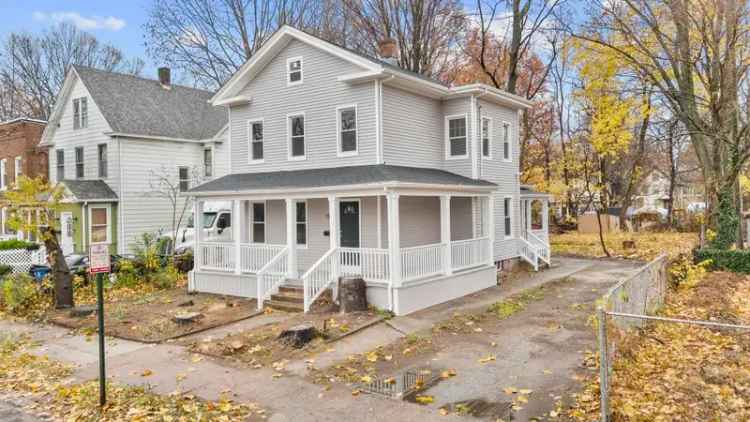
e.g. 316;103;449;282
0;256;635;421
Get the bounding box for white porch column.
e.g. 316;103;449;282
328;195;340;280
285;198;299;279
233;199;242;275
542;199;549;234
440;195;452;276
193;200;203;269
526;199;532;234
486;195;495;266
387;192;401;287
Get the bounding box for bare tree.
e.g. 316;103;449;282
342;0;467;79
148;165;203;258
144;0;329;89
0;22;143;121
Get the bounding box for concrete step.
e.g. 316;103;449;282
265;299;304;313
270;291;304;304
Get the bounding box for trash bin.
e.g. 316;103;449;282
29;265;51;281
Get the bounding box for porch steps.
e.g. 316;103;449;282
267;285;305;313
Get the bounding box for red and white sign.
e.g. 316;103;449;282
89;244;110;274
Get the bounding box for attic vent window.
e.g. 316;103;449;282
73;97;88;130
287;57;303;86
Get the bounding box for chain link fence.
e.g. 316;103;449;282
596;254;750;422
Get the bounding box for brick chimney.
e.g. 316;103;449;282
158;67;171;88
378;38;399;66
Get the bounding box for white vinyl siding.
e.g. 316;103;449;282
229;39;376;172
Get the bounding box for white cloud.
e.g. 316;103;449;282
32;11;126;32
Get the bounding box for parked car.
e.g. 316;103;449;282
29;254;125;280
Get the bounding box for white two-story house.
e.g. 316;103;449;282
41;66;229;255
187;26;551;315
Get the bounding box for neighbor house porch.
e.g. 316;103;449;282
187;165;499;315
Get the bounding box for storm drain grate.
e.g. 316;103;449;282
359;368;437;399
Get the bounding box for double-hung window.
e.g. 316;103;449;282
288;114;305;159
252;202;265;243
97;144;108;178
337;105;358;156
73;97;88;129
203;147;212;177
295;201;307;246
482;117;492;158
13;156;21;184
287;57;303;86
75;147;84;179
0;159;6;190
178;167;190;192
446;115;467;158
502;122;511;161
56;149;64;180
503;197;512;238
249;120;264;162
89;205;110;244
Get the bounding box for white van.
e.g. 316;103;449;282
170;201;232;253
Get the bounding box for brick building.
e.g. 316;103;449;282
0;118;48;240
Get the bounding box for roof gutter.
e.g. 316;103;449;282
105;132;207;144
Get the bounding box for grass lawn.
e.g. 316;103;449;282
47;286;258;343
551;231;699;260
568;270;750;421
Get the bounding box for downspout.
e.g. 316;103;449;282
117;136;125;255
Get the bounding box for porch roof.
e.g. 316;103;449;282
59;179;118;202
520;185;551;198
188;164;496;196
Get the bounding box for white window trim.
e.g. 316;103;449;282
286;56;304;87
56;149;65;181
444;113;469;160
97;144;108;178
0;159;6;190
502;121;512;162
75;147;84;179
88;204;112;245
503;195;513;239
336;104;359;157
203;146;213;177
178;166;190;192
247;118;265;164
481;117;493;160
14;156;21;182
251;201;268;244
295;199;308;248
287;112;306;161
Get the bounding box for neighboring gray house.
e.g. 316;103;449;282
185;26;551;315
41;66;229;255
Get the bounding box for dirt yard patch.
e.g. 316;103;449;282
47;288;258;343
551;231;698;260
182;309;383;370
568;271;750;421
307;260;640;421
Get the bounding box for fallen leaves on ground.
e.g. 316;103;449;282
0;335;264;421
568;271;750;421
551;231;697;260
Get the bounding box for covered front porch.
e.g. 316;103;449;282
187;166;499;315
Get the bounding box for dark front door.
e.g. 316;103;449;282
340;201;360;248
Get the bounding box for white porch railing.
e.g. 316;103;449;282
400;243;445;282
451;237;491;271
519;238;539;271
256;247;289;310
339;247;390;282
199;242;235;272
527;231;550;265
302;248;338;312
240;243;285;273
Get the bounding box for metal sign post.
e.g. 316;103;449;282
89;244;110;407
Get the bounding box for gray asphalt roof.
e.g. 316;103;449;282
61;179;118;201
520;185;548;196
74;66;226;140
189;165;496;193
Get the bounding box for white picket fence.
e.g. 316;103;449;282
0;246;47;274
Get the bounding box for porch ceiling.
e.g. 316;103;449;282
188;164;496;197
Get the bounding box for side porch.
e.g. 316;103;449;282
189;187;497;316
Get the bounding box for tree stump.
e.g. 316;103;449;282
173;312;203;324
622;240;637;250
277;324;318;348
69;305;96;318
339;276;367;313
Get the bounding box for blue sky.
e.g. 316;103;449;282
0;1;153;67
